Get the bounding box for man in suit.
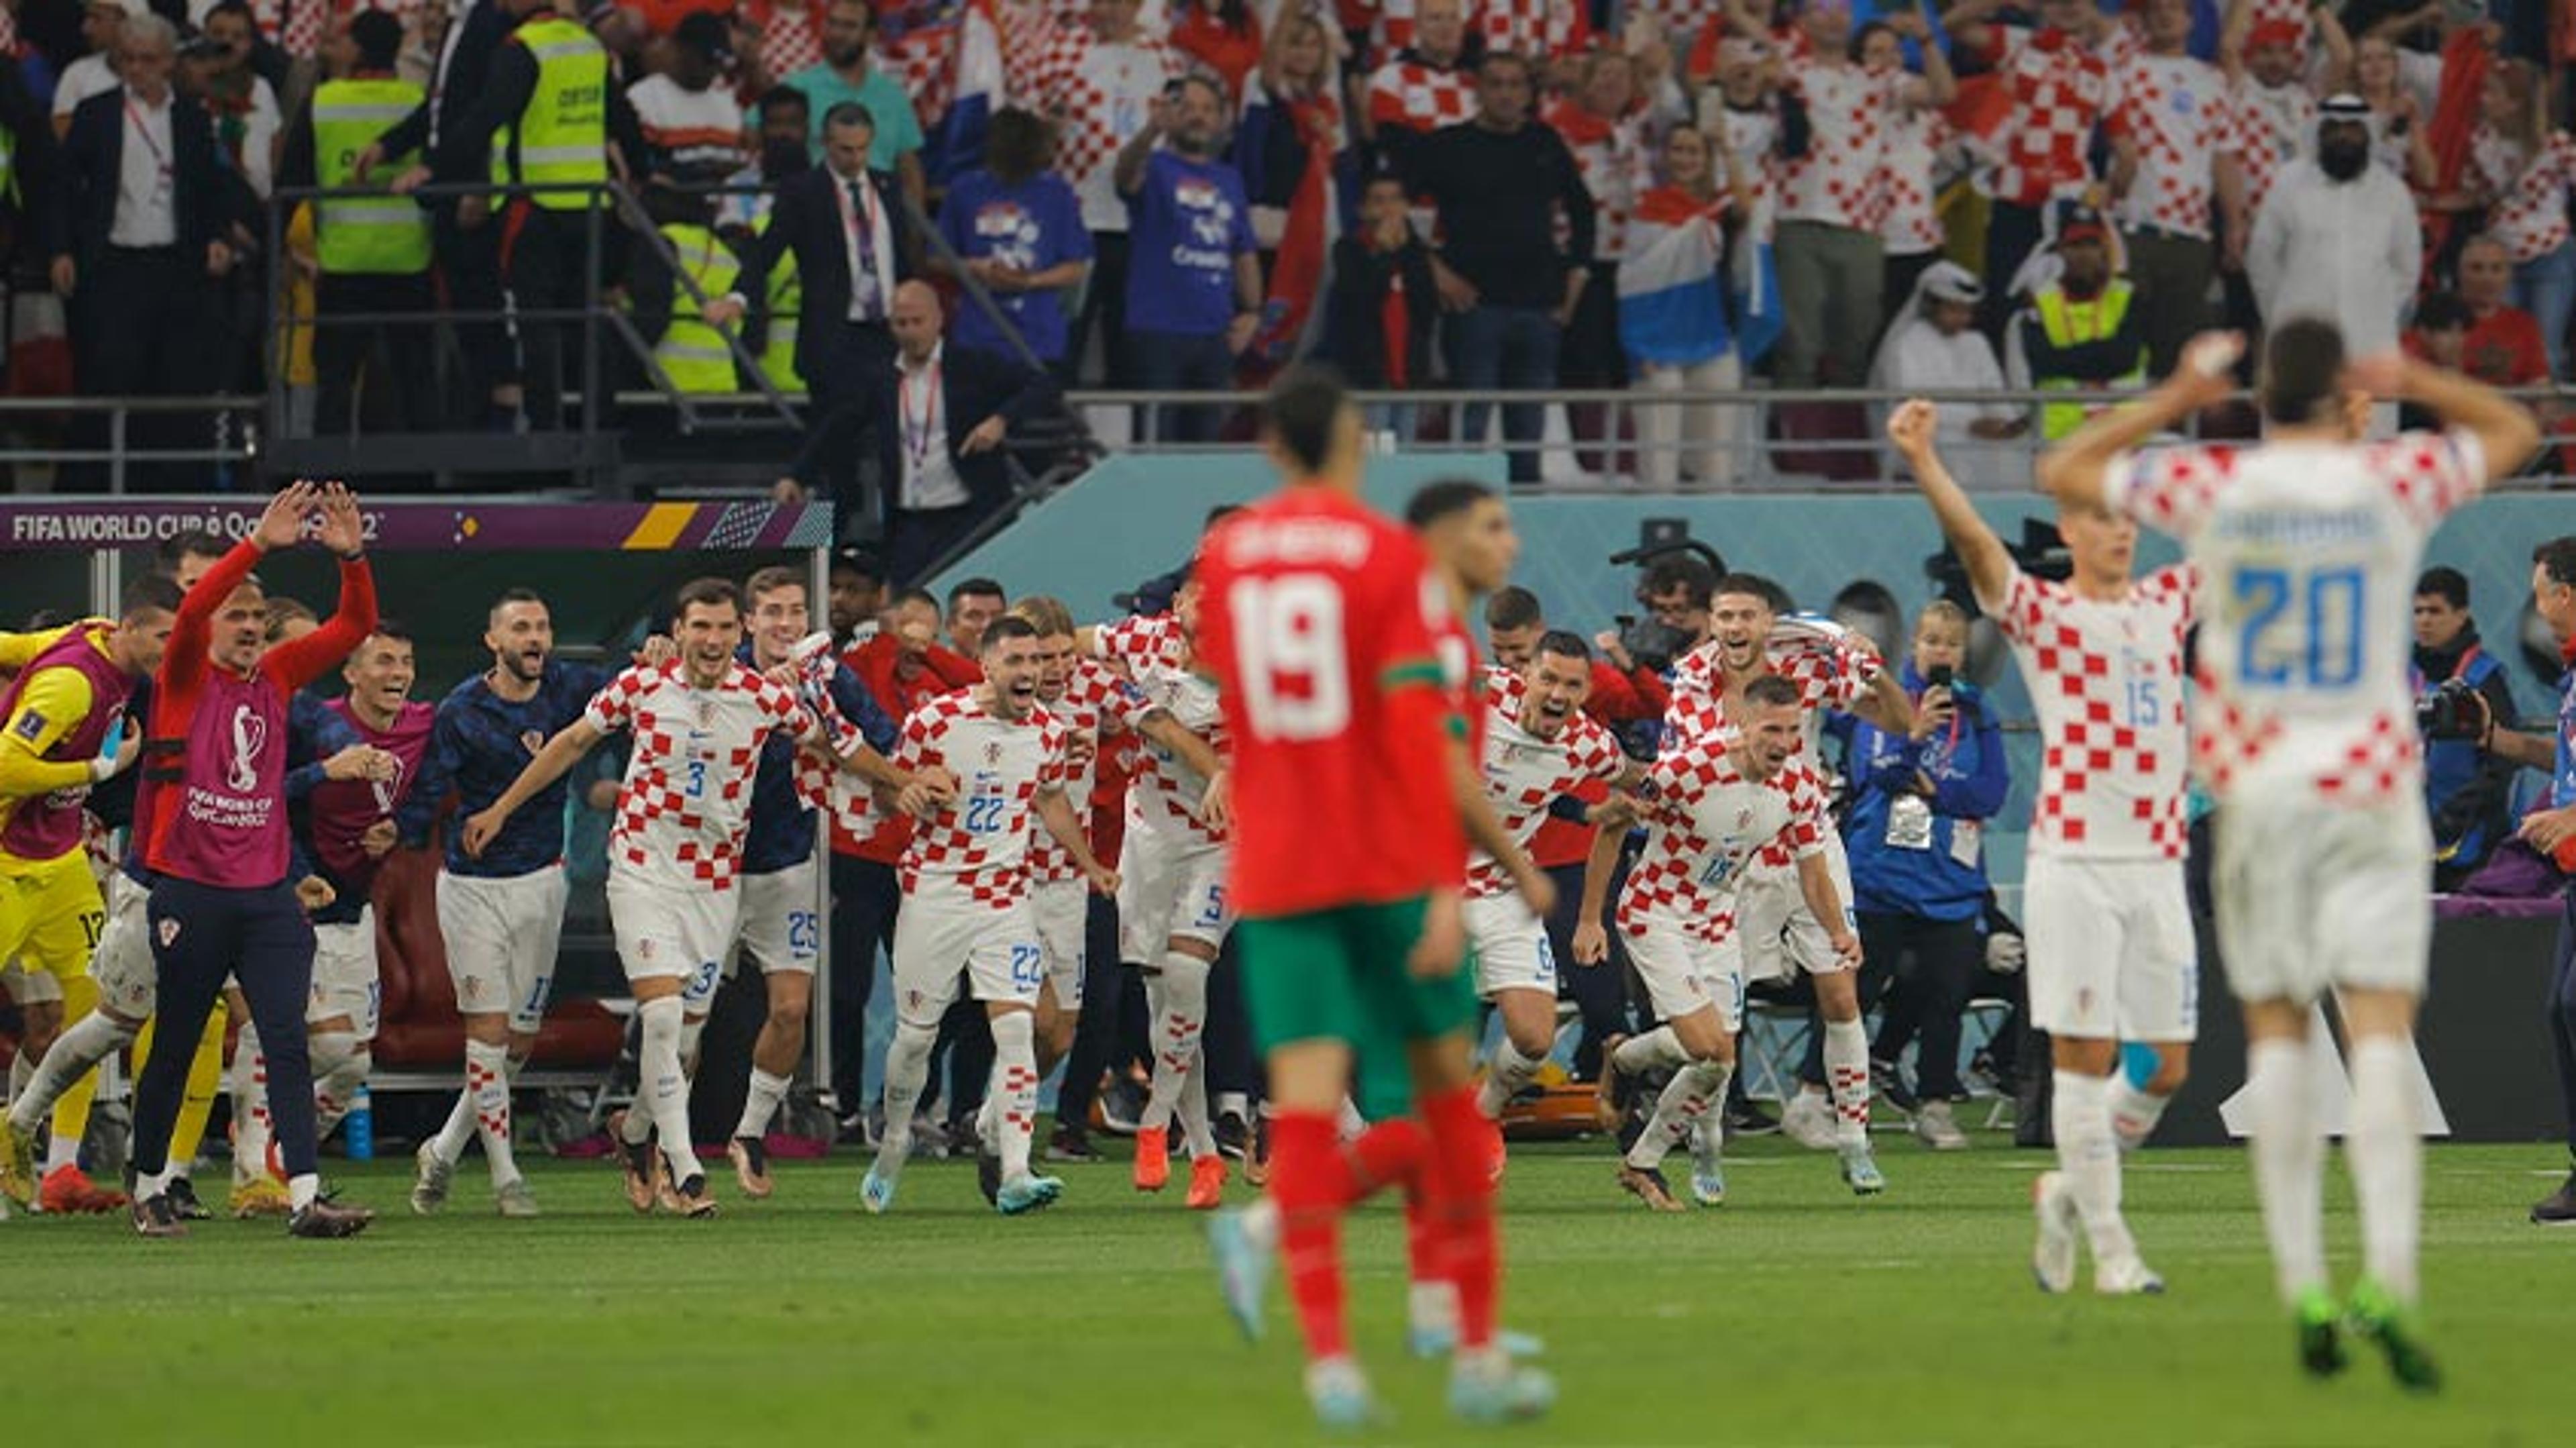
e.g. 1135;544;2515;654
48;11;237;490
712;101;917;508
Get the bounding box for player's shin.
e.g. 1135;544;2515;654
1821;1018;1873;1146
2053;1069;2137;1264
1145;951;1211;1131
310;1029;366;1136
465;1037;522;1187
2346;1035;2423;1303
637;996;703;1183
229;1021;274;1184
988;1009;1041;1180
737;1067;793;1142
170;1002;229;1173
2247;1035;2328;1304
8;1009;133;1135
1269;1109;1358;1363
1420;1084;1501;1355
874;1018;938;1178
1627;1059;1730;1171
2108;1074;2174;1153
1477;1033;1548;1119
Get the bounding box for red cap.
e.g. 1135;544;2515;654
2247;18;2304;50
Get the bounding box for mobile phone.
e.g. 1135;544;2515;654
1927;664;1955;688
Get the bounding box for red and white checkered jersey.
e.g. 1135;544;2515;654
1876;103;1951;254
1093;611;1188;673
2228;76;2313;220
1477;0;1591;62
896;689;1069;903
1979;25;2129;207
1980;564;2194;861
1777;59;1914;230
1663;621;1882;746
1548;100;1653;261
1029;656;1149;884
1366;56;1478;136
757;0;826;83
2109;52;2239;240
2471;126;2576;265
1469;666;1625;898
586;661;807;890
1028;27;1183;229
1123;656;1229;844
2107;431;2489;807
1617;733;1829;942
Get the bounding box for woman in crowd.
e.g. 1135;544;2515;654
2460;57;2576;377
1623;122;1752;488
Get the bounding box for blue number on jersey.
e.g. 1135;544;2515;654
1008;942;1044;992
2233;564;2364;690
684;758;708;797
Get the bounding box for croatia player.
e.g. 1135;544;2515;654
1198;366;1553;1428
1576;674;1860;1210
466;578;834;1218
1670;580;1911;1192
863;615;1118;1216
2039;325;2538;1387
0;576;176;1212
1891;398;2193;1296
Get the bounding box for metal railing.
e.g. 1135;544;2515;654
0;395;264;493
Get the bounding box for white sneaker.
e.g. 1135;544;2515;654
2095;1255;2167;1296
1911;1099;1968;1151
2031;1170;2079;1294
1780;1091;1838;1152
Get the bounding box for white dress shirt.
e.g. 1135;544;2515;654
896;343;971;512
109;87;179;249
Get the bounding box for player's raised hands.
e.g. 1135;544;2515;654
1886;398;1939;459
252;480;322;552
2343;348;2410;399
314;482;366;558
2169;331;2243;407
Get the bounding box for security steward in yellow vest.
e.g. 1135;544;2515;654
2010;204;2148;441
283;9;438;433
629;189;745;395
428;0;642;430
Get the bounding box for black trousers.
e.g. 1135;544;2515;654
1547;858;1633;1080
1204;940;1256;1106
1053;891;1126;1131
1981;200;2047;342
826;852;900;1113
1842;911;1985;1100
1070;230;1131;386
790;319;897;506
135;877;316;1180
315;270;441;435
69;245;218;492
2551;887;2576;1159
499;201;591;428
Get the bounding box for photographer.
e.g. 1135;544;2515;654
2412;567;2522;891
1590;552;1721;727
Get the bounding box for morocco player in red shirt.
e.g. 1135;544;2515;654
1196;367;1555;1429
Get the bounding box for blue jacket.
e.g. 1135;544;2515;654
2410;629;2517;875
737;643;899;876
1826;664;2009;922
403;660;611;878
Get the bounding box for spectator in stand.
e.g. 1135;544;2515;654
1697;36;1777;221
1169;0;1263;100
2410;566;2522;892
2458;57;2576;378
1411;50;1590;485
1870;262;2022;480
2247;95;2418;368
1768;0;1923;389
1946;0;2131;331
829;546;890;648
2351;33;2436;187
1548;48;1654;468
780;0;926;210
189;1;282;201
937;107;1091;376
2108;0;2246;380
945;578;1008;656
717;85;811;234
2004;203;2147;440
1814;600;2008;1151
1482;0;1593;81
2219;6;2342;230
627;11;747;188
1112;74;1262;443
54;0;140;138
1236;9;1346;266
1858;10;1955;323
1322;166;1436;439
1364;0;1477;176
1032;0;1181;386
1625;123;1754;488
2430;239;2551;387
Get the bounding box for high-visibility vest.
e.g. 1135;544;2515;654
2034;280;2144;440
0;123;15;207
495;15;608;211
753;213;802;392
655;222;741;394
313;76;431;275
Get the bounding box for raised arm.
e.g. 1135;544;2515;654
1889;399;2015;607
2351;352;2543;486
262;484;377;692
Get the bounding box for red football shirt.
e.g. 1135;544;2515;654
1198;485;1462;917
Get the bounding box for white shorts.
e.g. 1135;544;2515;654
890;878;1041;1028
731;858;821;978
308;909;382;1039
1116;824;1231;962
1736;831;1856;984
607;870;740;1011
89;869;157;1019
437;864;570;1035
1621;911;1745;1031
2024;854;2199;1042
1464;891;1558;1000
2214;796;2432;1006
1032;876;1089;1010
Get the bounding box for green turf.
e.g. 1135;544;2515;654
9;1131;2567;1448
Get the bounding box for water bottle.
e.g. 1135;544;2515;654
345;1085;374;1161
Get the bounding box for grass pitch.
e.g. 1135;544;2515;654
9;1130;2565;1448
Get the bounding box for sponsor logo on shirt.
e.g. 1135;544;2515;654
227;705;266;793
11;709;45;742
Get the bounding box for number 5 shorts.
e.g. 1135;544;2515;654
437;863;573;1035
890;874;1042;1029
1237;895;1477;1124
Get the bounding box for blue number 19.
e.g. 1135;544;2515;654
2233;564;2363;690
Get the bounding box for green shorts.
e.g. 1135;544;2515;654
1236;896;1479;1122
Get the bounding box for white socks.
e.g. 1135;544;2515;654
465;1037;522;1188
737;1067;792;1142
231;1021;273;1184
8;1011;133;1133
1478;1037;1548;1119
1626;1059;1732;1171
2346;1035;2422;1304
1612;1027;1686;1077
1143;952;1210;1134
873;1019;938;1179
2108;1076;2171;1153
2053;1070;2137;1265
1822;1018;1871;1147
310;1030;368;1136
288;1172;320;1211
988;1011;1039;1181
2247;1037;2326;1306
637;996;702;1185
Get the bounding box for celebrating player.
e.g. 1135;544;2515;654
1577;675;1860;1210
863;615;1117;1216
2038;325;2538;1386
1890;398;2194;1296
1197;366;1553;1428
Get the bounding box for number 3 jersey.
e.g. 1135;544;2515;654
1979;561;2194;861
584;660;808;890
1619;730;1832;941
2108;430;2484;808
894;689;1069;906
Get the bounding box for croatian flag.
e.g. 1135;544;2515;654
928;1;1009;189
1240;81;1344;373
1617;196;1731;369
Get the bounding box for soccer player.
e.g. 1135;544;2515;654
1669;578;1910;1192
128;480;379;1239
2038;325;2538;1386
724;566;902;1198
1197;366;1554;1427
0;576;177;1212
863;615;1119;1216
404;590;619;1218
464;578;855;1219
1576;674;1860;1210
1894;397;2196;1291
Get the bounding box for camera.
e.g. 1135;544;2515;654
1612;613;1696;675
2416;678;2484;741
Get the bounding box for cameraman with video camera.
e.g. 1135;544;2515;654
2412;566;2522;891
1591;552;1722;738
